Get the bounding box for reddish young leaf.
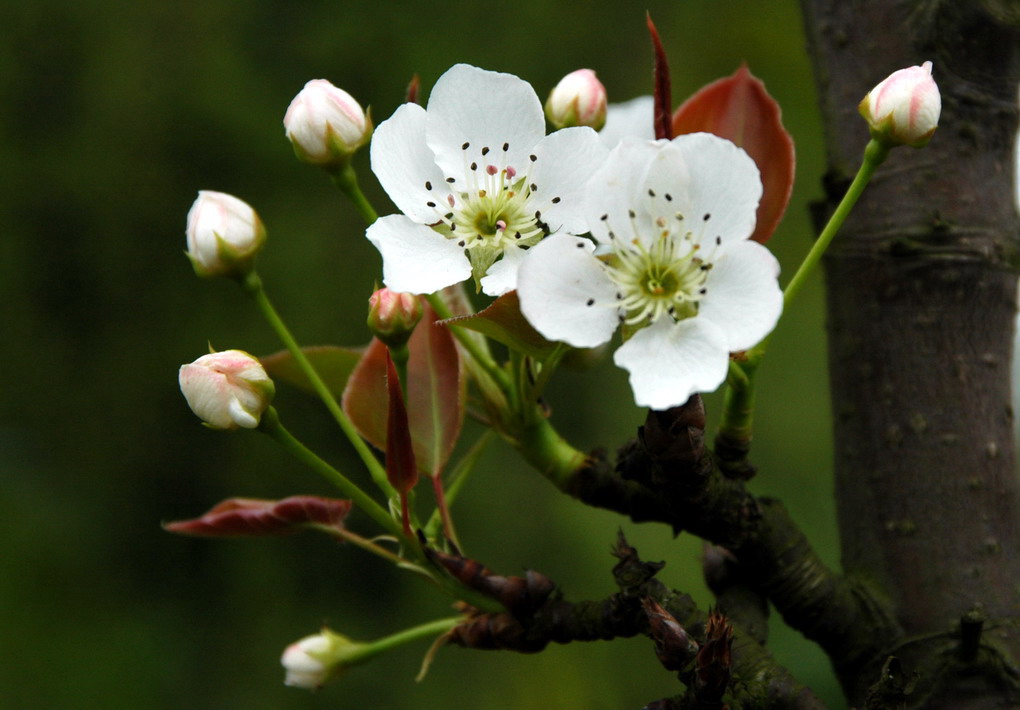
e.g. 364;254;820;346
260;345;364;399
441;291;557;361
405;73;421;104
342;303;464;477
342;337;389;448
671;65;795;244
647;13;672;141
385;350;419;495
164;496;353;537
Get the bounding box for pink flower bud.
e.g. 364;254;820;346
185;191;265;279
284;79;373;167
545;69;608;131
179;350;274;430
367;288;423;349
859;61;941;148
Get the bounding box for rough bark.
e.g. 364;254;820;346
801;1;1020;706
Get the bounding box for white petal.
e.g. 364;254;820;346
426;65;545;185
370;103;449;223
227;396;259;429
665;133;761;246
517;234;620;348
613;318;729;410
584;137;662;246
366;215;471;294
528;127;608;235
480;243;526;297
599;96;655;149
697;240;783;352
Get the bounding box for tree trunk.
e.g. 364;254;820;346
801;1;1020;706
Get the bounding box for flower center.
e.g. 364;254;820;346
605;214;713;326
421;143;546;282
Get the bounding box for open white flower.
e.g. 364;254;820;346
518;134;783;410
367;64;608;296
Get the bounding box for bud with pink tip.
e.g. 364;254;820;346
179;350;275;430
284;79;373;168
367;288;423;349
185;191;266;279
545;69;608;131
859;61;941;148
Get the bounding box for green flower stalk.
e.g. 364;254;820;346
281;618;462;690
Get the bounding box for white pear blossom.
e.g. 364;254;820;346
517;134;783;410
179;350;275;430
367;64;608;297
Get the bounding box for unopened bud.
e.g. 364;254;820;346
185;191;266;279
281;629;363;689
284;79;373;168
859;61;941;148
179;349;274;430
367;288;423;349
545;69;607;131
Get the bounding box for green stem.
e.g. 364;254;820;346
517;417;588;491
258;408;401;537
527;343;568;406
714;138;888;460
717;359;759;448
340;616;463;670
430;475;458;547
424;430;494;540
389;342;410;402
325;526;407;566
425;292;509;391
330;162;379;225
782;138;888;308
241;271;395;498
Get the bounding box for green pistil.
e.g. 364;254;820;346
609;236;708;325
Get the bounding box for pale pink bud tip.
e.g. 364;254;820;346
545;68;608;131
179;350;274;430
859;61;941;148
284;79;372;167
185;191;265;278
367;288;424;349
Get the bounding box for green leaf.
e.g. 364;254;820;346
260;345;364;398
442;291;557;361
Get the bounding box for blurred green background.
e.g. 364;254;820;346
0;0;842;707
